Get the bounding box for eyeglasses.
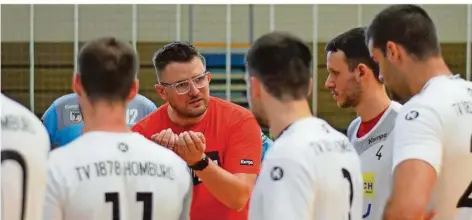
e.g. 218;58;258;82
158;71;209;94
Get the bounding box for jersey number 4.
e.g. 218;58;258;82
105;192;152;220
457;134;472;208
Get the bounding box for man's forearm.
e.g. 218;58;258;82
383;198;429;220
194;160;254;211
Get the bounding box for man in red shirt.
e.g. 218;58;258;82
132;42;262;220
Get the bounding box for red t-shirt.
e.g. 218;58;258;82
132;97;262;220
356;107;388;138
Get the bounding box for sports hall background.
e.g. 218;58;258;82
1;4;471;133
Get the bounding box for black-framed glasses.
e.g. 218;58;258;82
158;71;209;94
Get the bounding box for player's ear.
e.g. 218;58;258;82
386;41;401;64
73;73;84;97
206;71;212;83
155;84;168;102
127;80;138;101
357;64;369;80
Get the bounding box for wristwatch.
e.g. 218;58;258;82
189;155;210;171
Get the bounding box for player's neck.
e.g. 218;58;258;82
167;105;206;128
355;86;391;122
82;102;130;133
266;98;312;139
407;57;452;96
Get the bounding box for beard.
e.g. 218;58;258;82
338;79;363;108
168;97;209;118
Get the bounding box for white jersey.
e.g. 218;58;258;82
347;101;402;219
249;117;363;220
392;75;472;219
1;94;50;220
43;131;192;220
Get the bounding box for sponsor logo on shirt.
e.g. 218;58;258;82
363;172;375;198
405;110;419;121
65;104;79;109
240;159;254;166
368;133;387;145
69;109;83;123
118;142;129;152
270;166;284;181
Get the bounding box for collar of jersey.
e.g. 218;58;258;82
420;74;455;93
275;117;313;141
275;123;294;141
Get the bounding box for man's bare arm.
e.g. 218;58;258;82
384;104;443;220
383;159;437;220
195;161;257;211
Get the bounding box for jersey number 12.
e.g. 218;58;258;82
105;192;152;220
126;108;138;125
457;134;472;208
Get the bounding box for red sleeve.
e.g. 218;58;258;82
131;119;153;140
223;114;262;174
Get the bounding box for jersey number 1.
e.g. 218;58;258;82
105;192;152;220
342;168;354;220
457;134;472;208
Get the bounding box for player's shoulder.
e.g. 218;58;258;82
269;117;354;161
51;132;186;165
389;100;403;113
399;75;471;123
209;96;255;126
210;96;253;118
51;93;79;109
1;94;49;141
412;75;471;105
130;94;155;106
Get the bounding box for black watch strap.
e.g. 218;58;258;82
189;155;209;171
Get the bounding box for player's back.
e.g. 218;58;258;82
252;117;363;220
306;119;363;220
44;131;192;220
397;75;472;219
346;101;402;219
1;94;50;220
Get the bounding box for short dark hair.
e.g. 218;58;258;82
365;4;440;61
326;27;380;81
246;31;312;100
78;37;138;103
152;42;206;81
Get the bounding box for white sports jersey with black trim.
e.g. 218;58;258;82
43;131;192;220
392;75;472;220
1;94;50;220
249;117;363;220
347;101;402;219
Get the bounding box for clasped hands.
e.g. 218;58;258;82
151;128;206;166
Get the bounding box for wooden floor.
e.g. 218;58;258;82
1;42;470;129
